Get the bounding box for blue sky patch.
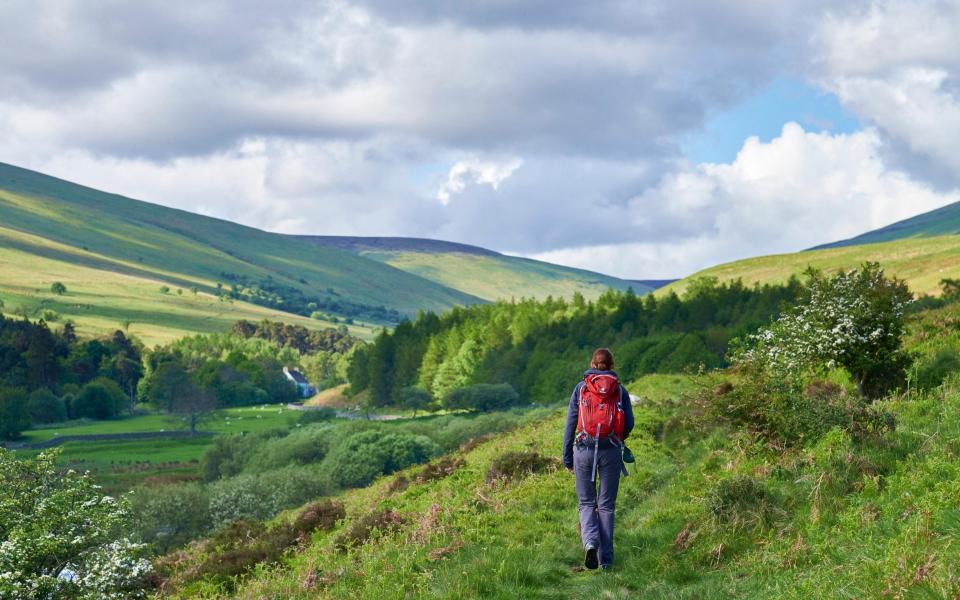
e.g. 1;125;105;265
680;78;863;165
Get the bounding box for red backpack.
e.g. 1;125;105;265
576;373;625;440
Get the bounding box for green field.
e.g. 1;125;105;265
818;199;960;249
0;231;372;345
0;162;479;343
296;236;649;301
662;234;960;298
355;250;646;301
21;405;303;444
15;406;305;492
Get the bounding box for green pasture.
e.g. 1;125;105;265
0;233;367;345
663;234;960;298
359;249;645;302
14;406;304;492
0;162;477;341
22;405;303;444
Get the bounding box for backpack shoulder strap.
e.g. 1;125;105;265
577;381;586;433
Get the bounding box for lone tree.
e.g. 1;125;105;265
736;262;912;399
50;282;67;295
399;386;432;418
147;361;216;434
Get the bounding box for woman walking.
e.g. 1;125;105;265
562;348;634;570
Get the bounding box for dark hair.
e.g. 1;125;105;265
591;348;614;371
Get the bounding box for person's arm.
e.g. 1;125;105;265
620;385;635;439
562;384;581;469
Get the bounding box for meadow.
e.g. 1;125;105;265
661;234;960;298
349;248;644;302
15;406;304;492
0;162;476;343
0;235;366;346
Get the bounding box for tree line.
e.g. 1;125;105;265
0;313;144;439
0;311;360;439
348;278;805;413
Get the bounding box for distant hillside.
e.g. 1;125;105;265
0;162;480;344
295;235;499;257
661;235;960;298
297;235;651;301
813;201;960;249
630;278;678;290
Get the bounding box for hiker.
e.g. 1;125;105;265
562;348;634;570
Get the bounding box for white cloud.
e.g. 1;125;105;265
436;157;522;204
528;123;960;278
2;0;959;285
813;0;960;182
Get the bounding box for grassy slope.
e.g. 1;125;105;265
661;234;960;298
163;375;960;599
0;162;478;342
816;200;960;249
297;236;649;302
0;229;367;345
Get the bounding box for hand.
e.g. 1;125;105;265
566;466;574;474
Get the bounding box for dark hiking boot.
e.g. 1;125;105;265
584;546;599;570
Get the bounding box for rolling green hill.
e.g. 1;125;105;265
814;200;960;249
661;234;960;298
0;162;481;343
296;235;653;301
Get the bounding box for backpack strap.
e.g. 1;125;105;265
577;381;586;434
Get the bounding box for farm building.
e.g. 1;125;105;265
283;366;316;398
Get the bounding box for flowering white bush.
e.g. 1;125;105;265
735;263;912;398
0;449;153;599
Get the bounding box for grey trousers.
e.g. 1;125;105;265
573;445;622;566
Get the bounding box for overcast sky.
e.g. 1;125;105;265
2;0;959;279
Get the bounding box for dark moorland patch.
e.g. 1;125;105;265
485;450;559;483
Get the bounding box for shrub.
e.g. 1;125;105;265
293;499;345;535
415;456;465;484
443;383;520;412
179;516;323;590
0;387;30;440
334;509;407;552
698;371;894;446
398;386;433;416
486;450;558;483
130;482;212;553
321;430;440;489
73;378;126;420
298;406;337;424
243;424;335;473
706;475;777;531
0;449;153;598
28;387;67;424
39;309;61;322
207;465;333;528
200;430;286;482
735;263;912;399
914;347;960;391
